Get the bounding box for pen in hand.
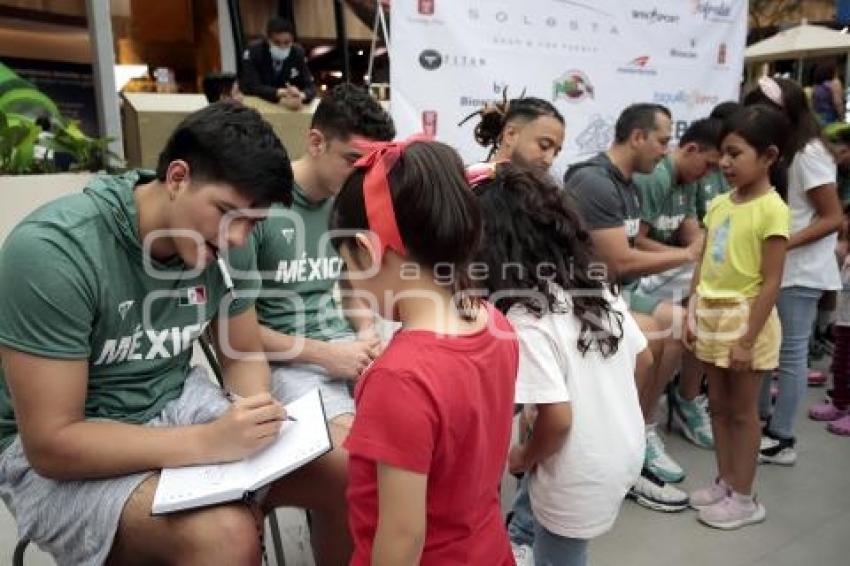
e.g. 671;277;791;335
215;251;236;296
224;390;297;422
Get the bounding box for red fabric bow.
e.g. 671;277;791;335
353;133;431;260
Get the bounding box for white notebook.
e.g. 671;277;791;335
152;388;331;515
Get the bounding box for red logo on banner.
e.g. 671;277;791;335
418;0;434;16
422;111;438;136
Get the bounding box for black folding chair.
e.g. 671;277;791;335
12;538;27;566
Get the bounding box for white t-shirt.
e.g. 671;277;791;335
510;291;646;540
783;140;841;290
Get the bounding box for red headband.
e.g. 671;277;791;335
353;134;431;260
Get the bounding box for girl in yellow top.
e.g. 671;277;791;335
684;105;791;530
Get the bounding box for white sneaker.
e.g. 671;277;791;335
698;494;766;530
759;434;797;466
690;478;730;510
645;424;685;483
627;466;689;512
511;543;534;566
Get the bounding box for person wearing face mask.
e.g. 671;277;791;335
240;17;316;110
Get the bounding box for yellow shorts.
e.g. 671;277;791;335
694;296;781;371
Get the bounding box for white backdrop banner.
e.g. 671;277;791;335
390;0;748;175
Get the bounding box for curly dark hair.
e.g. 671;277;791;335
311;83;395;142
474;164;624;357
459;91;563;160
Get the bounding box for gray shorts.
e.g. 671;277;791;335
637;264;695;304
270;335;356;421
0;367;252;566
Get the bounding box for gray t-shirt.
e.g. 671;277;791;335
564;152;641;245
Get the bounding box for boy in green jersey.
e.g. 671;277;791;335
253;85;395;446
633;118;722;455
0;103;351;565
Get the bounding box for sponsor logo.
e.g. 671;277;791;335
575;114;615;155
117;300;134;320
553;70;594;102
653;90;719;108
670;38;698;59
418;49;485;70
670;48;698;59
460;95;499;108
179;285;207;307
280;229;295;244
419;49;442;70
467;5;618;54
617;56;657;76
631;8;680;24
468;2;614;22
408;0;444;25
422;110;438;136
692;1;733;22
673;120;693;140
459;82;512;109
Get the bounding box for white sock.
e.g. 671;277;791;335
731;491;754;505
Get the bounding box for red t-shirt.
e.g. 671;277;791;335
345;304;518;565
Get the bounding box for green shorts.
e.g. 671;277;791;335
623;280;663;315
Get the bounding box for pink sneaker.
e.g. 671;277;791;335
690;479;729;510
698;493;766;530
827;414;850;436
809;399;849;421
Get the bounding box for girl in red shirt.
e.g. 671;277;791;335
330;139;519;565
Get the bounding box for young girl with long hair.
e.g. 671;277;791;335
686;105;791;529
475;164;650;565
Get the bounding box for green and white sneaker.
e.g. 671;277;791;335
645;424;685;483
672;390;714;449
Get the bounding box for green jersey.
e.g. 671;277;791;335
634;155;697;245
694;169;731;224
253;184;350;342
0;170;259;451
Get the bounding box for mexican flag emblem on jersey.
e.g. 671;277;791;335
179;285;207;306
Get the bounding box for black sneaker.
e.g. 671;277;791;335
627;466;689;512
759;431;797;466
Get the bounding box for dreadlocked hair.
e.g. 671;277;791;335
459;89;564;160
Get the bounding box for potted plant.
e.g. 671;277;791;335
1;109;122;244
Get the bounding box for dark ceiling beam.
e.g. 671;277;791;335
0;6;87;28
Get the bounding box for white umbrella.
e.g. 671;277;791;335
745;22;850;82
746;22;850;62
